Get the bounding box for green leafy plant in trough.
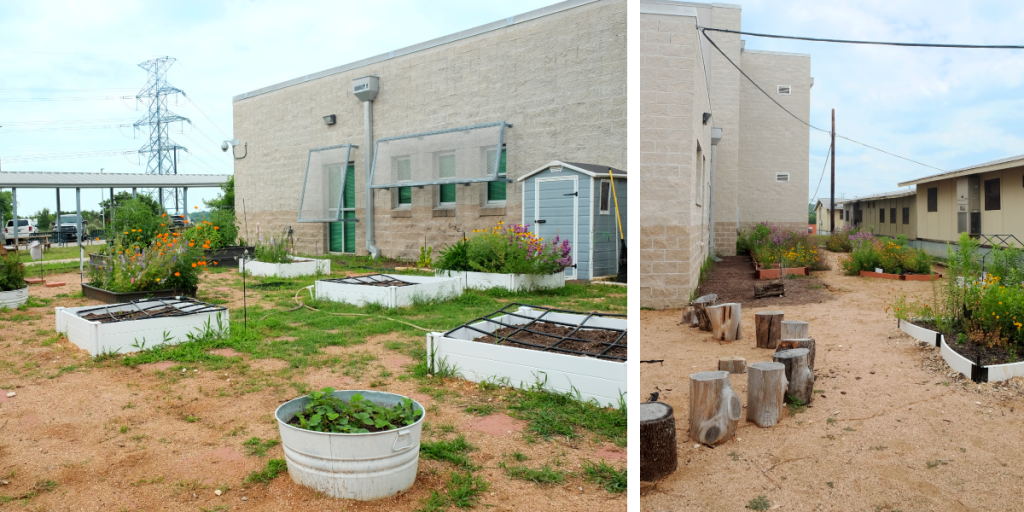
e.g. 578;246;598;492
245;458;287;484
291;387;422;434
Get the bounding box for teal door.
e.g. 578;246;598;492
330;164;356;253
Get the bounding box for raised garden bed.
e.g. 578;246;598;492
0;286;29;309
436;270;565;291
276;389;425;500
204;245;255;267
860;270;942;281
428;304;626;408
55;297;228;356
755;267;808;280
82;283;197;304
89;252;109;268
314;273;463;308
897;318;1024;383
241;258;329;278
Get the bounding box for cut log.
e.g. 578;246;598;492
754;311;784;349
680;307;695;326
718;356;746;374
707;303;742;341
640;402;677;481
754;280;785;299
692;294;717;332
777;337;816;371
747;361;788;428
780;320;809;340
688;370;742;445
773;348;814;405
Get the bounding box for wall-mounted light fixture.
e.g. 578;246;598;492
221;139;248;160
323;114;336;125
702;113;712;125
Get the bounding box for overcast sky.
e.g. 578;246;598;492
2;0;1023;218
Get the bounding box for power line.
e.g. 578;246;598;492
810;140;832;201
0;96;133;102
699;28;947;173
699;27;1024;50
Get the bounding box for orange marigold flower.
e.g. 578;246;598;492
214;226;220;230
175;272;180;276
192;263;197;268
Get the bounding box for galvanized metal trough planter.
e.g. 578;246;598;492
897;318;1024;383
315;273;463;308
435;270;565;291
427;304;627;408
275;390;425;501
241;258;330;278
81;283;197;304
0;286;29;309
55;297;228;356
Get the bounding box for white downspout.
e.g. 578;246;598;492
708;127;722;254
363;100;380;258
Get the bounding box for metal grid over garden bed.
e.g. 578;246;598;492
74;297;227;324
446;303;627;362
319;274;415;288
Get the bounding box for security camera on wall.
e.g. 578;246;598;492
221;141;230;152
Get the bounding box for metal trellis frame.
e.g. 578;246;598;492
75;297;227;322
320;274;415;287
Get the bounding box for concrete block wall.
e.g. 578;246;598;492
706;5;743;257
232;0;625;259
638;11;712;309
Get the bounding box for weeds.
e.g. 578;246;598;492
245;458;287;484
500;463;566;485
746;495;770;511
242;437;280;457
420;436;476;470
581;460;626;493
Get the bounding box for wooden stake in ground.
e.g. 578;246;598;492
773;348;814;405
777;337;816;371
754;311;784;349
747;361;787;427
692;294;717;331
780;320;809;340
707;303;742;341
640;402;677;481
754;280;785;299
688;370;742;445
718;356;746;374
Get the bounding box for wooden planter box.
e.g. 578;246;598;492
82;283;197;304
902;273;942;281
897;318;1024;383
241;258;330;278
55;299;228;356
427;306;626;408
859;271;943;281
315;274;463;308
435;270;566;291
755;267;808;280
859;270;901;280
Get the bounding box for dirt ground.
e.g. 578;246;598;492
640;251;1024;511
0;270;625;511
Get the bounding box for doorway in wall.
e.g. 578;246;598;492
329;163;356;253
534;176;578;279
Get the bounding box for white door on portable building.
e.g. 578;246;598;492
534;176;578;279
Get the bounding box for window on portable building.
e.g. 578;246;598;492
890;207;896;224
985;178;1000;211
902;207;910;224
879;208;885;223
927;187;938;212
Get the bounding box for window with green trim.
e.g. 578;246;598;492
398;186;412;205
486;148;507;203
439;183;456;205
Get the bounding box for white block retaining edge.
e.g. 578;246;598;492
435;270;565;291
55;302;229;357
428;306;626;408
898;317;1024;382
315;274;463;308
241;258;330;278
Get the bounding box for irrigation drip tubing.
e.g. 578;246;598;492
257;287;432;332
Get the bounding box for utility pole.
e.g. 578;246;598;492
174;148;179;214
830;109;836;234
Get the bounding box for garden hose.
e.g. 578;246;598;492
255;286;434;332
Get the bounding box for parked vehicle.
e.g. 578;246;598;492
52;214;88;243
3;219;38;244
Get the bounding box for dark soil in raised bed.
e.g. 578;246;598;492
355;278;412;287
695;255;835;307
907;320;1020;366
475;322;627;361
80;306;181;323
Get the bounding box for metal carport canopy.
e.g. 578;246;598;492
0;171;230;189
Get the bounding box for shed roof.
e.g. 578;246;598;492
898;153;1024;187
0;172;230;189
814;198;844;209
846;189;916;202
517;161;626;182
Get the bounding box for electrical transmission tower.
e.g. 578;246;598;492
134;56;191;214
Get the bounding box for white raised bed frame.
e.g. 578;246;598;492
0;286;29;309
898;318;1024;382
55;300;229;357
427;306;626;408
315;273;463;308
241;257;330;278
435;270;565;291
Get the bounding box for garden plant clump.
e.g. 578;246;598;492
0;253;28;293
840;234;932;276
823;225;865;252
892;234;1024;364
253;223;298;264
737;222;828;271
287;387;423;433
86;220;209;293
434;222;573;275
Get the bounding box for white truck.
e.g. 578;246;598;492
2;218;39;245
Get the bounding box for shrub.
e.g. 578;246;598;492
110;198;165;248
0;253;27;292
435;222;572;275
839;236;931;275
738;223;828;271
87;228;205;293
823;226;863;252
253;223;295;264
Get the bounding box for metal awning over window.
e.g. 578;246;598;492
369;121;510;189
297;144;356;223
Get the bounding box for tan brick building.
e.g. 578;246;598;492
638;0;812;308
231;0;625;260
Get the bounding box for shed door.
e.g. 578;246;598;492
329;163;356;253
534;176;578;279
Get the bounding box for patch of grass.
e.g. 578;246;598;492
826;417;836;425
580;460;626;493
509;451;528;462
242;437;280;457
502;464;566;485
445;472;489;508
827;481;834;488
506;383;626;447
926;459;948;469
728;451;740;461
844;427;856;432
245;458;287;484
420;436;476;470
869;445;887;451
746;494;770;511
785;395;807;415
463;404;494;416
0;479;58;503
